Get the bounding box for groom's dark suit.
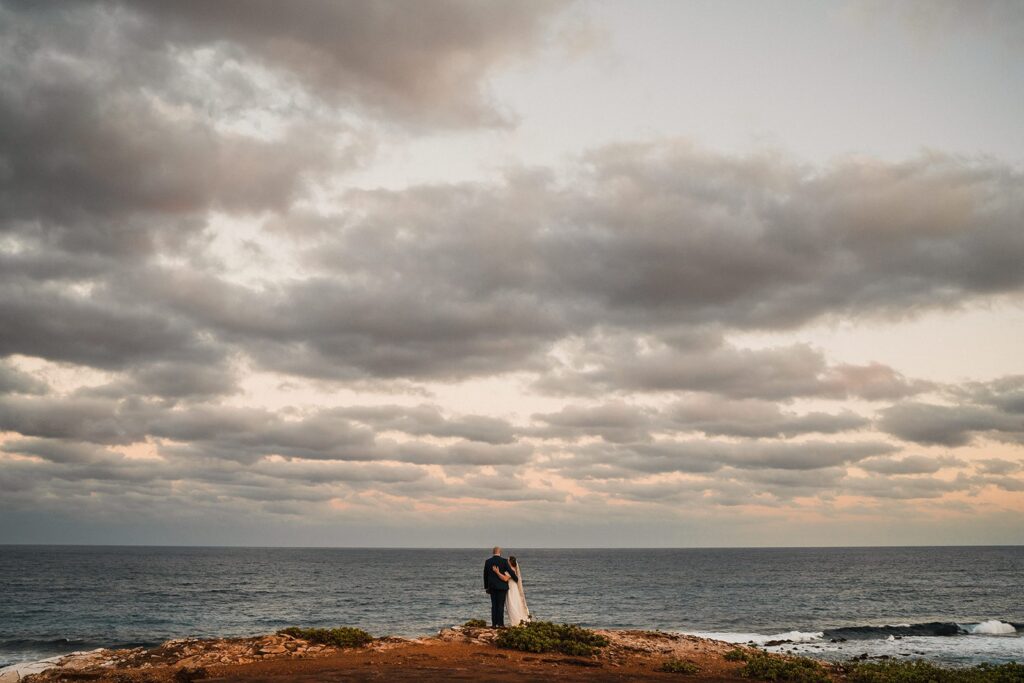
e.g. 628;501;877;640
483;555;518;627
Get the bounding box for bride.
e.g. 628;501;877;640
504;556;530;626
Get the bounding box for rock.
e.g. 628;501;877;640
173;666;208;682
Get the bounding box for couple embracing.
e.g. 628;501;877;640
483;546;530;627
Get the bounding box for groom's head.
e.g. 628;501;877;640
492;546;502;556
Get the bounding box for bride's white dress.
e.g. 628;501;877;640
506;565;530;626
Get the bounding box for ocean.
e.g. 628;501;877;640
1;546;1021;669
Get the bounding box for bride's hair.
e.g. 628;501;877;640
509;556;518;567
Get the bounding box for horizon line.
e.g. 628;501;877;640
1;543;1021;550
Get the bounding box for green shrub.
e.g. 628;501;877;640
495;621;610;657
725;648;752;662
462;619;488;628
843;660;1024;683
740;651;830;683
277;626;373;648
659;658;701;674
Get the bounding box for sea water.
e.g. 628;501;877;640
0;546;1020;668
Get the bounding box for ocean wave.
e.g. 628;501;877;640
685;630;825;645
684;620;1022;645
0;636;154;654
965;620;1018;636
825;620;1022;640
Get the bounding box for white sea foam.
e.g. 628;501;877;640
967;620;1017;635
685;631;823;645
763;634;1024;667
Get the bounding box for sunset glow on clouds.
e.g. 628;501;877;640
1;0;1022;546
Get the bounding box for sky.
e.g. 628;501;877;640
1;0;1022;547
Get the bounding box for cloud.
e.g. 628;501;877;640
1;2;1023;543
536;334;930;399
0;395;149;445
130;144;1019;386
843;472;977;500
337;404;517;445
858;454;965;474
530;402;654;443
0;360;48;395
878;377;1024;446
0;0;571;380
529;396;868;442
665;396;869;438
550;439;895;479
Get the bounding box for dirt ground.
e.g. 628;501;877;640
19;628;759;683
191;639;749;682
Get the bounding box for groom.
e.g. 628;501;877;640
483;546;518;627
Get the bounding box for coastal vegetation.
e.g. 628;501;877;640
737;650;830;683
658;658;701;674
494;621;610;656
462;618;488;628
276;626;373;648
840;660;1024;683
725;647;1024;683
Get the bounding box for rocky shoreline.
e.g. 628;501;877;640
0;627;760;682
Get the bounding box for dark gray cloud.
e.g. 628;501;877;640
0;393;526;466
0;0;565;236
843;472;977;500
858;454;965;475
0;395;149;445
116;0;569;127
959;375;1024;414
530;402;654;443
535;334;930;399
665;396;868;438
549;439;895;479
975;458;1023;475
0;0;568;380
124;145;1021;386
528;397;868;443
878;377;1024;446
337;405;517;445
0;284;228;371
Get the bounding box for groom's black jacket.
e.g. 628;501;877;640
484;555;518;593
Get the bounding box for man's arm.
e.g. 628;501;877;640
503;559;519;583
484;561;490;590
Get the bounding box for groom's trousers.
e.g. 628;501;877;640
489;589;507;627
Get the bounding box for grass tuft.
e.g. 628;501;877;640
462;618;488;628
277;626;373;648
739;651;830;683
659;658;701;674
495;621;610;657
